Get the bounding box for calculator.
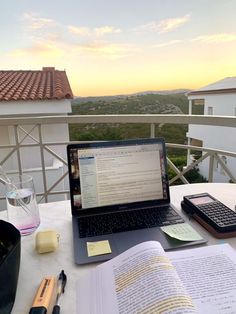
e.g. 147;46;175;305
182;192;236;233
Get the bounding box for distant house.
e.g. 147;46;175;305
0;67;73;200
187;77;236;182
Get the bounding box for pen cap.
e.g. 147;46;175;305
29;306;47;314
52;304;60;314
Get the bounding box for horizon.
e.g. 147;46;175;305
74;88;191;98
1;1;236;96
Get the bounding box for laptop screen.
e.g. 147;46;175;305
67;138;170;214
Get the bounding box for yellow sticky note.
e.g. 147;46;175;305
87;240;112;257
161;223;203;242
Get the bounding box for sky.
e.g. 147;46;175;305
1;0;236;96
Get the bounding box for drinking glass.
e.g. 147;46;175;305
5;174;40;235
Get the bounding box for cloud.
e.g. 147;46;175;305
192;33;236;43
153;40;182;48
94;26;121;36
18;12;128;59
136;14;191;34
68;26;91;36
75;40;136;59
22;12;56;30
10;40;65;58
158;14;191;33
9;37;135;60
68;25;121;37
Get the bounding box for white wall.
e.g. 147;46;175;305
0;99;71;170
0;99;72;204
0;99;71;115
5;123;69;170
203;93;236;115
198;153;235;183
187;92;236;182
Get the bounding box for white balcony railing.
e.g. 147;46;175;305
0;114;236;204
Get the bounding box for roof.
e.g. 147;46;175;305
0;67;73;101
188;77;236;96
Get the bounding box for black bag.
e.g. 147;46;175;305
0;220;21;314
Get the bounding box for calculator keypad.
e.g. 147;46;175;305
197;202;236;231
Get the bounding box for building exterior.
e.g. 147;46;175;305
187;77;236;182
0;67;73;202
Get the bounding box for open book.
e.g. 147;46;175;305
77;241;236;314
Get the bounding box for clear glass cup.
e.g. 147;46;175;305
5;174;40;235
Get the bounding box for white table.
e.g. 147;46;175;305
1;183;236;314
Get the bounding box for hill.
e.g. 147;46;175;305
70;92;206;184
73;89;191;103
132;89;190;96
72;92;192;115
70;92;203;151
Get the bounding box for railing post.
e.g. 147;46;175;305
187;99;193;166
208;154;215;182
188;100;193;115
38;124;48;202
14;125;23;175
150;123;155;138
187;137;191;165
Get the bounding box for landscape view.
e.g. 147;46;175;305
70;91;190;143
70;91;205;183
1;2;236;314
1;0;236;187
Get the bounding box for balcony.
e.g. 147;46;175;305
0;114;235;207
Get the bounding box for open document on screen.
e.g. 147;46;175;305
78;144;164;209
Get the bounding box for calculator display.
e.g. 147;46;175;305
190;195;215;205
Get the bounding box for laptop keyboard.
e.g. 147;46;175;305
78;206;184;238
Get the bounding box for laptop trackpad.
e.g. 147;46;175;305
113;228;167;253
75;228;206;264
113;228;203;254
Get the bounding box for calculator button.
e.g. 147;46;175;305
198;204;236;231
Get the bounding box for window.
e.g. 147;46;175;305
208;106;213;115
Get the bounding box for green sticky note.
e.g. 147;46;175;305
161;223;203;242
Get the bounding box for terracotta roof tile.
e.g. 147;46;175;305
0;67;73;101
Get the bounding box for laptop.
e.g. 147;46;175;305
67;138;206;264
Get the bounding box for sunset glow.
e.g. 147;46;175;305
1;1;236;96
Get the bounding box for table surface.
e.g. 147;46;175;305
1;183;236;314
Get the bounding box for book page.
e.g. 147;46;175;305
77;241;196;314
167;243;236;314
